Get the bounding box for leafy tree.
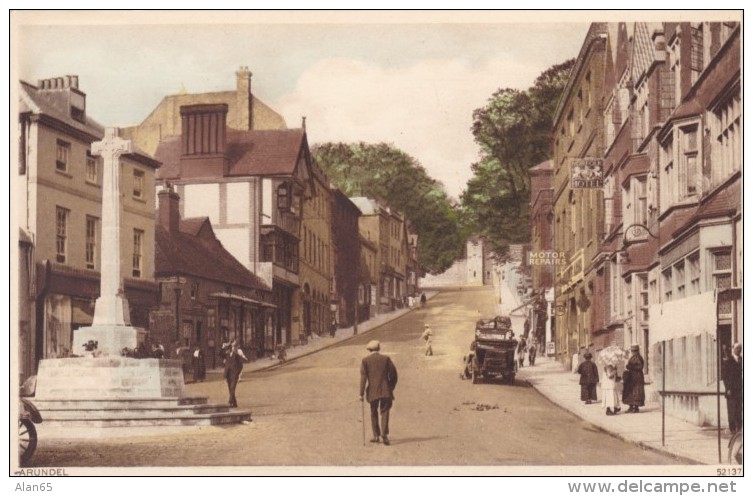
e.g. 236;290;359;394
461;58;575;256
313;142;465;274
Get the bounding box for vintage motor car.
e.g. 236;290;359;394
464;317;518;384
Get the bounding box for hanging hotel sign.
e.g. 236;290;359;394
571;158;604;188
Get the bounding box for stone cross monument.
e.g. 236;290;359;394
72;128;139;356
92;128;133;327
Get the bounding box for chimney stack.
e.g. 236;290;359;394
179;104;229;178
235;66;252;130
158;184;181;233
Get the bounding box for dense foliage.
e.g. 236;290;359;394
460;59;575;256
312;142;465;275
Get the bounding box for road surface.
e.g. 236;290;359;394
31;286;679;467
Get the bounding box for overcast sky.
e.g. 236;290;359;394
14;12;588;199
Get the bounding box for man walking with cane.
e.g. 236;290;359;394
360;340;398;446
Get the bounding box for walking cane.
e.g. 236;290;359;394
361;398;366;446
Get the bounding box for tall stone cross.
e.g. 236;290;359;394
91;128;133;326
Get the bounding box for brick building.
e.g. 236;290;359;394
554;20;741;427
529;159;555;352
351;197;409;313
331;187;362;328
152;186;274;366
552;23;607;365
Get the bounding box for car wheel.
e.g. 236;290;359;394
19;418;37;465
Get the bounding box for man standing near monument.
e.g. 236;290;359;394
359;340;398;445
224;339;248;408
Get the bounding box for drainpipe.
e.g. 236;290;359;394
34;261;51;368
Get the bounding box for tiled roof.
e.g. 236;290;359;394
226;129;305;176
179;218;208;237
155;220;271;292
631;22;655;83
155;128;306;180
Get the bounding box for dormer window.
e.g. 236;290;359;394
71;106;85;123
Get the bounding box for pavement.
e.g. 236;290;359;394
203;292;438;378
492;274;734;467
516;357;735;465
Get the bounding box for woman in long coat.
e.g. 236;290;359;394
622;344;645;413
577;352;599;404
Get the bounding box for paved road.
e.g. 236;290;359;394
31;286;679;467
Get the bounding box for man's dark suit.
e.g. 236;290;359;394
722;355;743;433
360;352;398;440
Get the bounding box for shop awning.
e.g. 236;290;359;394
208;292;277;309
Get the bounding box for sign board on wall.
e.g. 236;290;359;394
546;341;555;356
571;158;603;188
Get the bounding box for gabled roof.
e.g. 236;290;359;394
155;219;271;292
154;128;307;180
530;159;553;172
631;22;656;84
19;80;104;140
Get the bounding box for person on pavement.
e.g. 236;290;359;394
193;347;206;383
622;344;645;413
223;339;248;408
601;364;621;415
577;352;599;404
528;341;537;366
722;342;743;434
360;340;398;446
516;338;527;368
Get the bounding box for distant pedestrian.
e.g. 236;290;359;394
622;344;645;413
601;364;621;415
330;318;337;338
577;352;599;404
223;339;248;408
421;324;433;356
360;340;398;446
528;342;537;366
192;347;206;382
420;293;427;307
516;338;527;368
722;342;743;434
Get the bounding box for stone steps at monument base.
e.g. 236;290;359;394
36;403;232;418
31;396;209;410
40;409;252;428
